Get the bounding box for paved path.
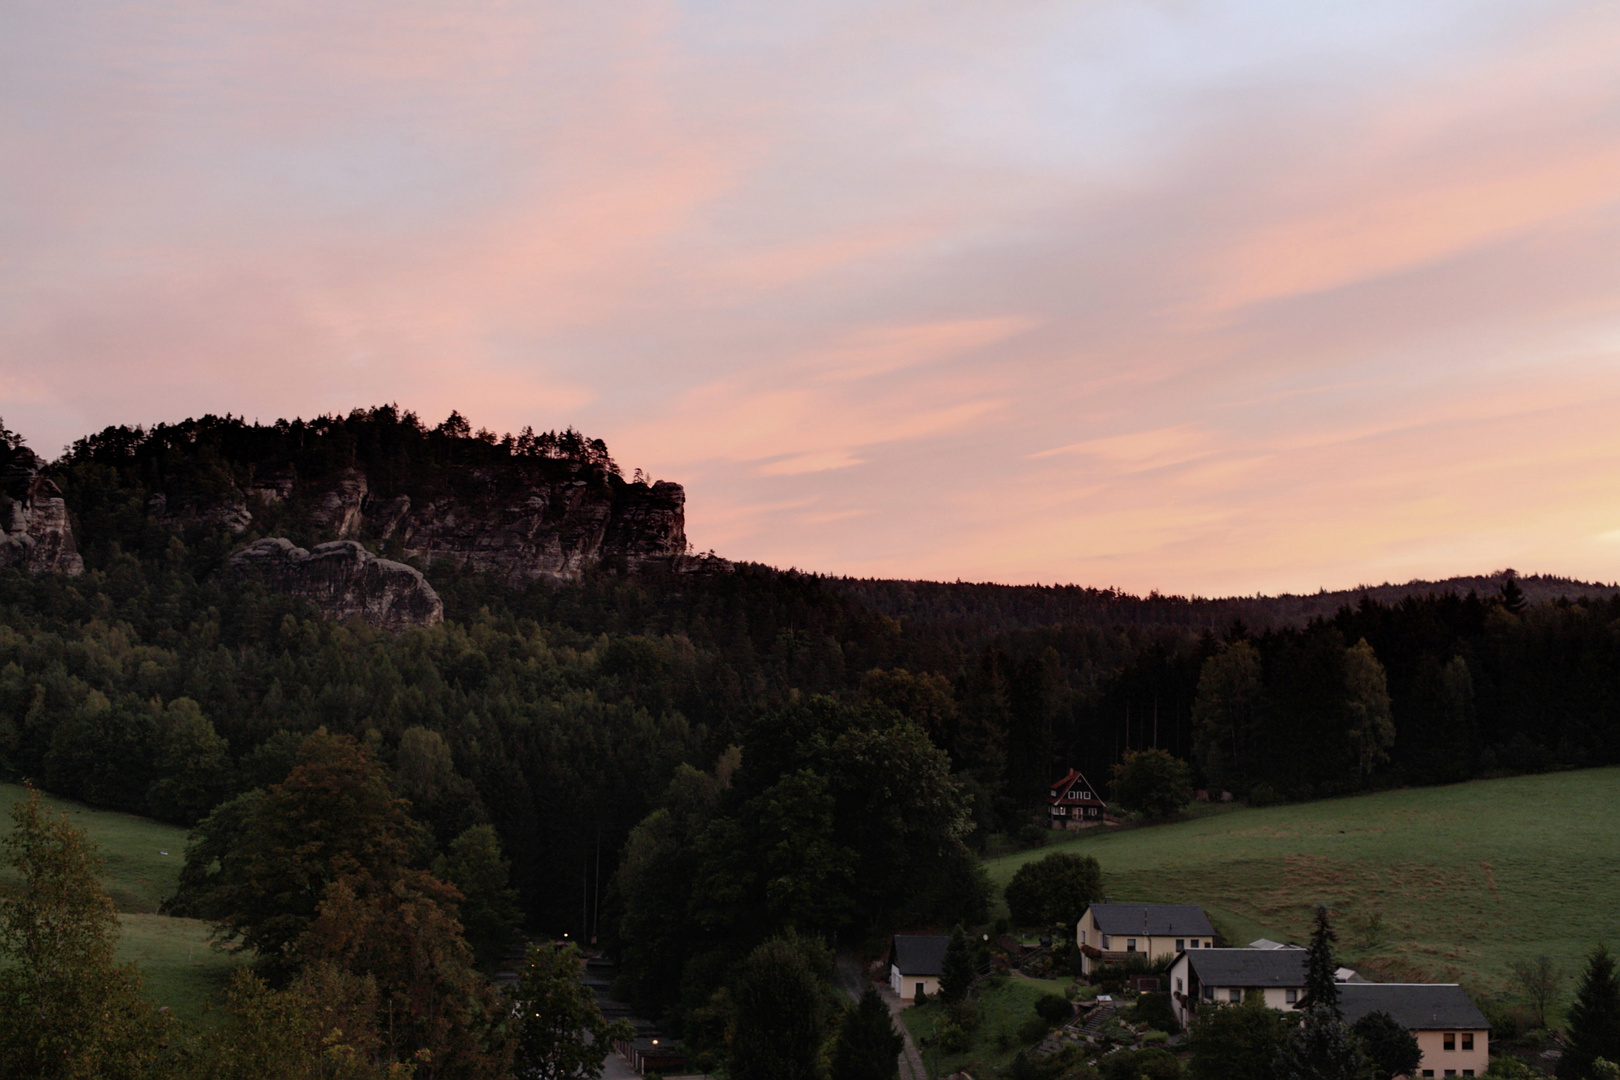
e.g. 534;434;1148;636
836;950;929;1080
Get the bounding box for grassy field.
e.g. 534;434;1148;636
985;767;1620;1008
0;783;243;1019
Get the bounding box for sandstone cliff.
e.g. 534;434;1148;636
235;465;699;583
229;538;443;631
0;470;84;575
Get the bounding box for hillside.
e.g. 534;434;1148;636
987;767;1620;1011
840;571;1620;632
0;784;240;1020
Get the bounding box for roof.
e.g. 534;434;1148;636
1181;948;1307;987
1047;768;1107;807
892;935;950;976
1339;984;1489;1031
1250;939;1301;950
1086;904;1216;938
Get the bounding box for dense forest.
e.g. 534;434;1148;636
2;407;1619;1049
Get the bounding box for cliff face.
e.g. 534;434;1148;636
229;539;443;631
219;466;697;583
0;472;84;575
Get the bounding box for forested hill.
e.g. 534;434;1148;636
2;405;1619;1052
837;571;1620;633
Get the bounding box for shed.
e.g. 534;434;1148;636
889;935;949;1003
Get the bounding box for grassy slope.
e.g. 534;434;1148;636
902;974;1072;1078
985;767;1620;1006
0;783;242;1020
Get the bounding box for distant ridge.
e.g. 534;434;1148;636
835;570;1620;633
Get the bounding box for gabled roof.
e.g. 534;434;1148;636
891;935;950;976
1339;984;1489;1031
1086;904;1215;938
1180;948;1307;987
1048;768;1107;807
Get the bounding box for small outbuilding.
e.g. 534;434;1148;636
889;935;949;1003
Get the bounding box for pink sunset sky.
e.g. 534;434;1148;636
5;0;1620;596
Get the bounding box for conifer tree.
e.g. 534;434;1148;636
831;988;904;1080
1559;944;1620;1079
940;926;975;1004
1301;905;1340;1015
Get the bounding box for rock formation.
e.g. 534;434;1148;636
228;538;443;631
0;472;84;575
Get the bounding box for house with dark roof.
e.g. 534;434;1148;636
889;935;949;1003
1047;768;1107;829
1341;984;1489;1078
1076;903;1216;975
1165;947;1307;1027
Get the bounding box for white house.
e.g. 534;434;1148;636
889;935;949;1003
1166;947;1308;1028
1076;903;1216;975
1340;983;1490;1078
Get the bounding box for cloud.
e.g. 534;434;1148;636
4;0;1620;593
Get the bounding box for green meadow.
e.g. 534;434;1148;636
0;783;243;1020
986;767;1620;1009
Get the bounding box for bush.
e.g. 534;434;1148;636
938;1022;973;1054
1143;1030;1170;1045
946;1000;982;1033
1016;823;1051;849
1018;1015;1052;1044
1097;1047;1181;1080
1035;993;1074;1025
1130;991;1180;1034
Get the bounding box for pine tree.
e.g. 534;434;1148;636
940;926;975;1004
831;988;904;1080
1301;905;1340;1015
1559;944;1620;1079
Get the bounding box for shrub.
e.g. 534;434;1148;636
1143;1030;1170;1045
1130;991;1180;1034
1018;1015;1052;1044
938;1022;973;1054
1036;993;1075;1025
1097;1047;1181;1080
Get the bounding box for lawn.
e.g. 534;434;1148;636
0;783;240;1021
902;973;1076;1078
984;767;1620;1010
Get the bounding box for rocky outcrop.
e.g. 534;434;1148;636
0;473;84;575
229;538;443;631
373;478;694;582
149;492;253;534
307;468;367;538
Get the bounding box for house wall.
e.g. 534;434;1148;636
1075;913;1213;975
888;964;940;1003
1410;1028;1488;1077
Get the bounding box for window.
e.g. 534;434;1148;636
1445;1072;1456;1078
1285;989;1298;1004
1080;930;1087;945
1202;986;1214;1001
1101;935;1110;950
1463;1072;1475;1077
1176;939;1185;951
1127;939;1138;952
1176;978;1184;993
1421;1072;1433;1078
1189;940;1199;948
1228;988;1241;1003
1444;1033;1455;1051
1462;1033;1474;1051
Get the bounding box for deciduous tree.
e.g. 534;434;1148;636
512;943;632;1080
1003;851;1102;929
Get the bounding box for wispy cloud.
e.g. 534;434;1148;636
4;0;1620;592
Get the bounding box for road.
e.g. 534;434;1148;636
836;950;929;1080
